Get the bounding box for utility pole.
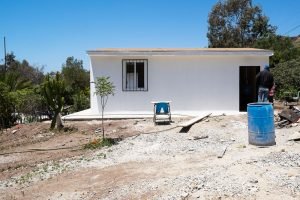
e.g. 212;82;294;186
4;36;7;71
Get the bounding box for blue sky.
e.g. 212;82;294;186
0;0;299;72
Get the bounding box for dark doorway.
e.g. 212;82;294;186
239;66;260;111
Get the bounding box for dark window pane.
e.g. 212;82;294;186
136;62;144;88
126;62;134;73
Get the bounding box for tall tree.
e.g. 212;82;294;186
5;52;17;69
61;57;90;110
61;56;89;94
18;60;44;85
271;58;300;99
41;72;66;130
0;82;16;129
1;52;44;87
254;34;299;68
0;53;45;127
207;0;276;47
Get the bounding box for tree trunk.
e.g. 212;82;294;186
56;113;64;130
102;108;104;139
50;112;58;129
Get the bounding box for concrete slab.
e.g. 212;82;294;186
62;108;244;121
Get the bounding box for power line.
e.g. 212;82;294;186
283;24;300;35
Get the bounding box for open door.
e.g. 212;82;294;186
239;66;260;111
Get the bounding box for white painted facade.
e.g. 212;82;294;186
87;48;272;115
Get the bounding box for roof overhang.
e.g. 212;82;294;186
87;48;273;57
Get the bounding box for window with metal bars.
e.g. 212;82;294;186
122;59;148;91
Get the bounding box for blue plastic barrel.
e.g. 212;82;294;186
247;103;276;146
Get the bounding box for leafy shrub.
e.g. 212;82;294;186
10;88;46;121
71;90;90;112
83;138;116;150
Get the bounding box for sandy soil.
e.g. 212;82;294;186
0;112;299;200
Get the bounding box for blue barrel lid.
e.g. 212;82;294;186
247;103;272;107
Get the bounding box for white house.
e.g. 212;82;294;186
85;48;273;117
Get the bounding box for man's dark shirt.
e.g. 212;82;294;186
256;69;274;90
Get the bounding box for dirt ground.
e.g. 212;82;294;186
0;119;161;181
0;107;299;199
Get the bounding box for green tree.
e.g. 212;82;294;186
207;0;276;47
0;71;32;92
0;53;45;127
254;34;299;68
0;52;43;90
95;77;115;138
18;60;44;85
41;72;66;130
61;57;89;94
5;52;17;70
272;58;300;99
0;82;16;129
61;57;90;110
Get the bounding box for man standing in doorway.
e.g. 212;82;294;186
256;65;274;102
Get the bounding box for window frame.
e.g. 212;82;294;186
122;59;148;92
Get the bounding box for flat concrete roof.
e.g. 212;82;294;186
87;48;273;56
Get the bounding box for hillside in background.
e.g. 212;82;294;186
291;35;300;48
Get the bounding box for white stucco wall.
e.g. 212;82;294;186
89;55;268;114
